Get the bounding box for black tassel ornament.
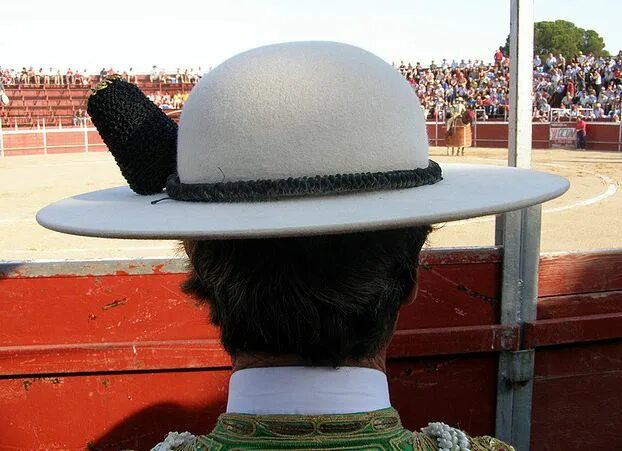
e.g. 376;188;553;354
87;76;178;195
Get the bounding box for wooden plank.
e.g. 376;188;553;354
419;247;501;265
390;355;499;437
0;247;502;278
388;325;519;358
537;290;622;319
5;249;622;297
0;257;186;278
0;340;230;376
0;325;518;376
524;313;622;348
1;251;505;347
0;274;218;347
538;250;622;297
401;259;502;328
531;341;622;451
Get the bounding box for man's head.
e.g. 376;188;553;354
182;226;431;367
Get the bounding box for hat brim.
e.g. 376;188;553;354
37;164;569;239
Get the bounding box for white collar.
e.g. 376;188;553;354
226;366;391;415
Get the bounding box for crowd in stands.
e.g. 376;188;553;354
0;66;202;89
0;65;201;113
65;91;188;126
3;53;622;122
147;91;189;110
396;49;622;122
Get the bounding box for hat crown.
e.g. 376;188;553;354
177;41;429;184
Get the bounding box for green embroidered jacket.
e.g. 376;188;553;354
172;408;514;450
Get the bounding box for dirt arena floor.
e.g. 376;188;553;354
1;146;621;261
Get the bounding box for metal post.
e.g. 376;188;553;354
42;119;48;155
495;214;505;246
618;120;621;152
435;116;439;146
507;0;534;170
84;122;89;153
494;1;539;450
496;205;541;450
0;119;4;157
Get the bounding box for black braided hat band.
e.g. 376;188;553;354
165;160;442;203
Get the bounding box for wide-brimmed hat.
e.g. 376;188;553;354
37;42;568;239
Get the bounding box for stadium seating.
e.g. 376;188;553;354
0;78;193;128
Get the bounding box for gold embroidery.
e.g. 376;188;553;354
179;410;514;450
215;409;402;438
90;74;123;95
412;431;439;450
470;435;516;451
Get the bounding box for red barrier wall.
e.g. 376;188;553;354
425;121;622;151
1;121;621;157
1;249;621;450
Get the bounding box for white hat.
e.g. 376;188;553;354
37;42;568;239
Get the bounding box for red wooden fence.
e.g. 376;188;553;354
1;248;621;450
1;120;621;157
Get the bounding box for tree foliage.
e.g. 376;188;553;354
500;20;608;58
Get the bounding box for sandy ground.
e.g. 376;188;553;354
1;147;620;261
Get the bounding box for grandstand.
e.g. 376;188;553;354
2;50;621;128
0;75;194;128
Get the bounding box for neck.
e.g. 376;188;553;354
231;351;387;373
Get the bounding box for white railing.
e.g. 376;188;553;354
0;121;105;157
549;107;595;122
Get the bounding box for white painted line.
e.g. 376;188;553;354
545;172;618;213
444;168;618;227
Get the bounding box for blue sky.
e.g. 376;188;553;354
1;0;620;72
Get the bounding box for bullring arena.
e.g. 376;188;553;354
2;144;620;260
2;41;622;448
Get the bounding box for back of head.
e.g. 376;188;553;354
183;226;431;366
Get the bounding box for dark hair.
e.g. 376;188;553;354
183;226;431;366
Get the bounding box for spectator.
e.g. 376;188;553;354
81;69;91;86
128;67;136;84
150;65;160;83
66;68;74;85
561;91;573;109
593;69;603;96
54;68;62;86
27;67;35;85
494;47;504;68
73;109;86;127
575;116;587;149
593;102;606;119
534;54;542;68
20;67;28;85
43;68;52;85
